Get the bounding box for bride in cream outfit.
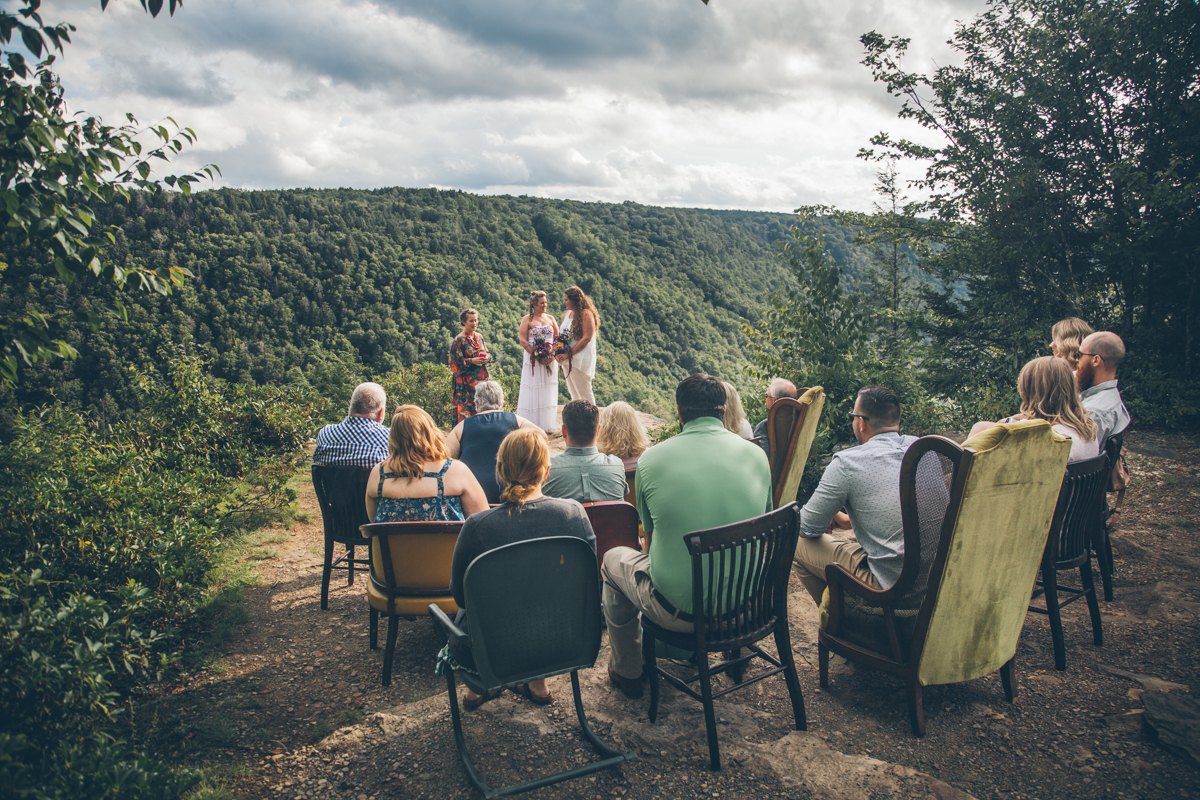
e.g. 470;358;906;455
558;285;599;405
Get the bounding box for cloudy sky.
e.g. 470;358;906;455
52;0;985;212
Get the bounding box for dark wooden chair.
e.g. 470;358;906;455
430;536;636;797
311;465;373;610
1029;453;1109;670
641;503;805;771
582;500;641;570
623;467;636;506
361;520;463;687
1094;431;1126;601
817;423;1071;736
765;387;825;509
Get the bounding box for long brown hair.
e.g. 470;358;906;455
564;285;599;341
597;401;649;460
383;405;451;482
1018;356;1097;442
496;428;550;506
527;290;547;319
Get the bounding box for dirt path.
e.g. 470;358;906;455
150;426;1200;800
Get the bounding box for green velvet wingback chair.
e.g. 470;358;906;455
817;420;1071;735
768;386;825;509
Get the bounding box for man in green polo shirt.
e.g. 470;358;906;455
601;373;772;698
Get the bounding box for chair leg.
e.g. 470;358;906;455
906;678;925;737
1043;571;1066;671
724;647;744;684
571;671;630;759
695;651;721;771
1081;562;1103;647
1000;657;1018;702
773;625;807;731
321;537;335;610
643;626;661;724
818;640;829;688
1094;522;1114;601
444;667;493;797
369;606;379;650
346;545;356;586
381;613;399;687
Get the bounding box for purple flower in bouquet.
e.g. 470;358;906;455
532;330;555;374
553;330;573;374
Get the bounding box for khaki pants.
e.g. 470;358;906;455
792;531;878;604
601;546;694;679
565;368;595;405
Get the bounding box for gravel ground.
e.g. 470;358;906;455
141;425;1200;799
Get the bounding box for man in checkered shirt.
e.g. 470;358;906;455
312;382;391;468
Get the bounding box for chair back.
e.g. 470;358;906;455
685;503;801;651
768;387;826;508
462;536;603;690
583;501;641;567
1046;453;1109;569
891;437;963;609
361;521;463;598
914;420;1071;687
312;465;373;545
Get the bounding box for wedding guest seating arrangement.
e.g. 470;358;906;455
430;536;636;797
362;520;463;687
765;386;825;509
312;464;373;611
1028;452;1109;670
817;422;1071;736
641;503;806;770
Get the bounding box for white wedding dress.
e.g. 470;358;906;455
516;323;559;432
561;311;597;405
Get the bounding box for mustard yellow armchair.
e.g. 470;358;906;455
767;386;825;509
817;421;1071;735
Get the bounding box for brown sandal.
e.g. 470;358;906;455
462;690;501;710
511;683;553;706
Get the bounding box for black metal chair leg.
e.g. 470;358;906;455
369;606;379;650
643;627;660;723
818;640;829;688
1081;562;1103;647
1043;570;1066;671
444;668;495;797
773;625;807;731
321;538;335;610
695;652;721;771
906;679;925;737
381;613;399;687
346;545;356;586
571;671;628;759
1000;657;1018;702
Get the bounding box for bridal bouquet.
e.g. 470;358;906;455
531;330;556;374
553;330;573;375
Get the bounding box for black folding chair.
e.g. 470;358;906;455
429;536;636;798
311;465;373;610
641;503;806;771
1029;453;1109;670
1094;431;1126;601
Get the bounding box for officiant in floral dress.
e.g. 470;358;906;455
449;308;490;422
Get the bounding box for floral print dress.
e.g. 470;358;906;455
372;460;465;522
449;332;490;423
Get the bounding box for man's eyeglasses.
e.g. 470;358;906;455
848;412;870;422
1078;352;1104;361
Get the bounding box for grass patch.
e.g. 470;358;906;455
247;547;278;561
1172;518;1195;530
312;709;362;742
196;712;237;746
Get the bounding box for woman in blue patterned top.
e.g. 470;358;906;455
366;405;489;522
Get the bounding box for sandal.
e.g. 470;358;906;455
511;682;554;706
462;690;501;710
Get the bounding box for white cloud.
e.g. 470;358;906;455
49;0;983;211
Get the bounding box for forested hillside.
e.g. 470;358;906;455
3;188;881;418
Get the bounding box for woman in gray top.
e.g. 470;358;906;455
449;427;596;708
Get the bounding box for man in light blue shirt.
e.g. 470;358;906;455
543;400;627;503
1076;331;1131;450
793;386;919;604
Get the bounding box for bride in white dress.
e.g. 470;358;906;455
515;290;560;432
558;285;599;405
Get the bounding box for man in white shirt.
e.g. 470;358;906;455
1076;331;1131;450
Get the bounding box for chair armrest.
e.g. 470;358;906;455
825;563;888;602
429;604;471;650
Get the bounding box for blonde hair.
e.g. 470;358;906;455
564;285;600;341
496;428;550;506
1018;357;1097;442
527;290;547;319
1051;317;1094;371
721;381;749;435
597;401;650;461
383;405;451;482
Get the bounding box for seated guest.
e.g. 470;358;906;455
1076;331;1131;449
312;382;390;467
793;386;922;605
445;380;538;504
597;401;651;471
752;378;799;456
602;374;771;698
449;428;596;708
365;405;488;522
722;381;754;439
543;400;628;503
1050;317;1093;372
970;356;1099;463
